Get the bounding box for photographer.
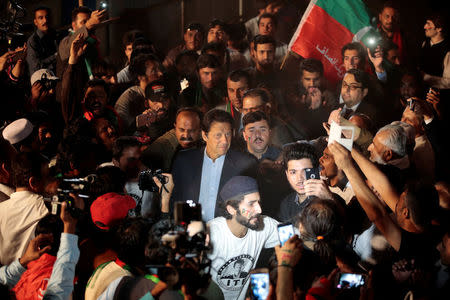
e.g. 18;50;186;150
134;80;176;143
112;136;158;218
28;69;61;119
43;195;83;299
114;53;164;134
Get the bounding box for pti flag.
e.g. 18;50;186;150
289;0;376;85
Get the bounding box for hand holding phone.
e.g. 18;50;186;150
277;223;294;247
305;168;320;180
136;111;157;128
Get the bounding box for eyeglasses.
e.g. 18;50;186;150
342;81;363;92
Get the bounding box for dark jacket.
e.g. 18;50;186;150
171;147;257;217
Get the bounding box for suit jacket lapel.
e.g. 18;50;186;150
220;151;236;191
192;147;205;202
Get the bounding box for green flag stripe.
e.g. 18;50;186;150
316;0;371;34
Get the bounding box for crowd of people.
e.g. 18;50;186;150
0;0;449;299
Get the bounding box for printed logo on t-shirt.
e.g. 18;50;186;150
216;254;254;291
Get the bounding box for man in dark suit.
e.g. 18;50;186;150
171;109;257;221
339;69;380;128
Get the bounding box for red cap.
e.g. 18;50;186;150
90;192;136;230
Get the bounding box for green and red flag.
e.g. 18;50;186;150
289;0;377;85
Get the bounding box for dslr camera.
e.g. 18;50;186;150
39;72;58;91
138;169;167;192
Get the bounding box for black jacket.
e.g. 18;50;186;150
171;147;257;217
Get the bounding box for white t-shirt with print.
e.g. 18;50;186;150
207;216;279;300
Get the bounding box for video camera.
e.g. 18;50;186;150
44;174;97;217
149;201;211;295
0;1;30;50
161;201;205;254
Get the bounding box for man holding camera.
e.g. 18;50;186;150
134;80;176;143
114;54;164;134
111;136;156;218
208;176;279;300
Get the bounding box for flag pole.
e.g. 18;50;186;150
279;51;290;71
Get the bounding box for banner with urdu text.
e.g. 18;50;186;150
289;0;375;85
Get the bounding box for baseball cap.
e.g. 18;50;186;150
30;69;59;86
220;176;259;202
144;80;170;102
90;192;136;230
2;118;34;145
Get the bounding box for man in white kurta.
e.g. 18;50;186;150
0;153;49;266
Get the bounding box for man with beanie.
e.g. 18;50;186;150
208;176;278;300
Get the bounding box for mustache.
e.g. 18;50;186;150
253;137;264;143
179;137;193;142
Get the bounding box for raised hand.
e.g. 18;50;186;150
68;33;87;65
367;46;384;73
275;235;303;268
85;9;108;30
328;141;353;171
0;46;25;71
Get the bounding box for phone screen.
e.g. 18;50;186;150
304;168;320;180
336;273;365;289
249;273;269;300
277;223;294;247
136;112;156;128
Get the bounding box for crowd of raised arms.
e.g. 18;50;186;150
0;0;449;299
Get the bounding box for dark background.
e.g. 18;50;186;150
3;0;447;68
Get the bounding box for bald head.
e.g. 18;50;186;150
175;110;202;148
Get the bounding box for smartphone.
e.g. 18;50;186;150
249;270;270;300
136;112;156;128
305;168;320;180
277;223;294;247
429;87;440;94
336;273;365;289
98;1;108;9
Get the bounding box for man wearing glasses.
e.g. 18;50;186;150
340;69;379;127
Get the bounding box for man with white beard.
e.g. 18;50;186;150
367;124;410;171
